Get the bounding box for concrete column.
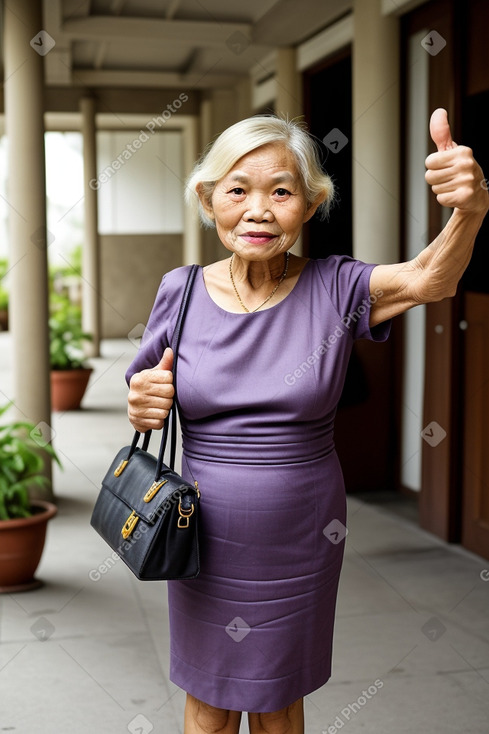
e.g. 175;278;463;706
211;88;239;136
236;78;252;121
352;0;400;264
198;90;239;263
4;1;51;469
80;96;101;356
275;48;302;120
199;94;213;153
182;117;202;265
275;48;303;256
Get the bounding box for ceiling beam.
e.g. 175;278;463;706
62;16;252;47
68;68;242;89
166;0;182;20
64;0;91;18
180;48;202;76
43;0;63;37
111;0;127;13
44;45;72;85
253;0;351;46
94;41;108;69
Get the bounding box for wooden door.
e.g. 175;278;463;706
462;293;489;559
458;2;489;559
402;0;462;541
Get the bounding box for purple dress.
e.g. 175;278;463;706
126;256;390;713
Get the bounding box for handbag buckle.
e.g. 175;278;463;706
114;459;128;477
143;479;168;503
121;511;139;539
177;499;194;529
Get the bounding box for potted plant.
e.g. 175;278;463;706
50;302;93;411
0;258;9;332
0;403;61;592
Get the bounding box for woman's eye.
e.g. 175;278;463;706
229;187;245;196
274;188;291;197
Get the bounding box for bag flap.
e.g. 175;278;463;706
102;446;196;524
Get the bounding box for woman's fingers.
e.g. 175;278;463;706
127;360;175;431
127;402;173;431
425;144;488;212
128;417;167;432
129;382;175;402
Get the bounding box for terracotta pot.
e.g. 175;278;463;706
50;368;93;411
0;500;57;593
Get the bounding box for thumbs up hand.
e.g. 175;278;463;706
128;347;175;432
429;107;457;151
425;108;488;213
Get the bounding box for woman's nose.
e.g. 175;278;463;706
243;195;273;222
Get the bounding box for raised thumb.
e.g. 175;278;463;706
430;108;456;151
154;347;174;372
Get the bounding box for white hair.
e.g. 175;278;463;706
185;115;335;228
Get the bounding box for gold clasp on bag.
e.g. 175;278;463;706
114;459;128;477
121;511;139;539
177;499;194;529
143;479;168;503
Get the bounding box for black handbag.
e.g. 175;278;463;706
90;265;200;580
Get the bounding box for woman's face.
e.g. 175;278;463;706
202;143;319;262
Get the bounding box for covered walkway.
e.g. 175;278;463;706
1;333;488;733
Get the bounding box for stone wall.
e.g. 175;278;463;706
100;233;183;338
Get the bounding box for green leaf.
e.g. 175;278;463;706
0;402;62;519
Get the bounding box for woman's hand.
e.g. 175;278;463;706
425;108;489;214
127;347;175;432
369;108;488;326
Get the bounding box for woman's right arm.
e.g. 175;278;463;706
127;347;174;433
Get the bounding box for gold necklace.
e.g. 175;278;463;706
229;252;290;313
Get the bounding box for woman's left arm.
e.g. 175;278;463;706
369;108;489;328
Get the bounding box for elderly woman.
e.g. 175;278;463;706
126;110;487;734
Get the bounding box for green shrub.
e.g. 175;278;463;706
0;258;9;311
0;403;61;520
49;301;92;370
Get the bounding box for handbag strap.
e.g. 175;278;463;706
156;264;199;476
128;264;199;476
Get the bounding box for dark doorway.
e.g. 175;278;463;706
460;87;489;558
302;52;352;259
461;91;489;294
302;49;395;495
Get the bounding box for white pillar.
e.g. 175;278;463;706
4;0;52;480
197;90;238;263
80;96;101;356
182;117;202;265
211;89;239;136
275;48;302;120
236;78;252;121
352;0;400;264
275;48;303;255
199;95;213;152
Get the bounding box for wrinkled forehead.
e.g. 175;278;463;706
221;143;301;183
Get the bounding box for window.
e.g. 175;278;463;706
96;130;183;234
400;29;429;492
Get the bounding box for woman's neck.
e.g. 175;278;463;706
230;252;288;290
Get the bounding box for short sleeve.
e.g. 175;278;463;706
124;265;193;385
315;255;391;342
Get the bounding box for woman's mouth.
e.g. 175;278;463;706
239;231;278;245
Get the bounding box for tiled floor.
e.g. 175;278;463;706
1;334;489;733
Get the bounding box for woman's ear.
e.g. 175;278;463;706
303;194;326;223
196;183;215;220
